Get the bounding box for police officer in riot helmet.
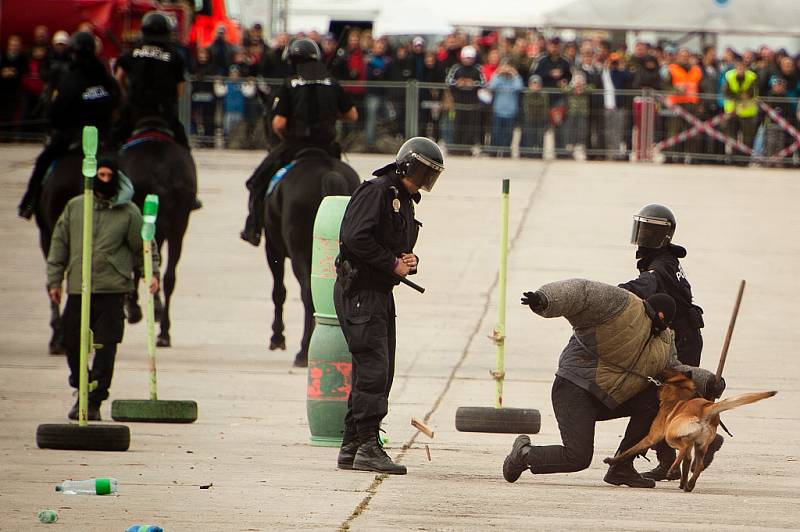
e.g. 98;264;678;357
334;137;444;475
239;37;358;246
18;31;118;219
113;11;190;149
619;203;721;482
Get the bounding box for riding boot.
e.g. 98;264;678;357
337;424;360;470
503;435;532;483
603;458;656;488
642;441;680;481
352;432;407;475
240;213;262;246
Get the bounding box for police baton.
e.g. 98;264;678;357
397;276;425;294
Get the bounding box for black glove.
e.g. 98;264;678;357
521;291;546;312
705;377;726;400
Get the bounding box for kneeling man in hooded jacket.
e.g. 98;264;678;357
502;278;725;488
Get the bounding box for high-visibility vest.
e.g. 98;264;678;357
723;70;758;117
667;64;702;105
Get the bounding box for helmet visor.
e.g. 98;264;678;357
407;153;444;192
631;215;672;248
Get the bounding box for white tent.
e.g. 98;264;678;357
372;1;453;36
541;0;800;36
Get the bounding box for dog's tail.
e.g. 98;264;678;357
705;390;777;419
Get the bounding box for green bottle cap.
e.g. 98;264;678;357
82;126;98;157
95;478;112;495
141;195;159;241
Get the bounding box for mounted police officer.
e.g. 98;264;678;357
113;11;189;149
334;137;444;475
240;37;357;246
18;32;117;219
618;203;722;481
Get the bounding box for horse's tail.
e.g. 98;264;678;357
320;170;351;197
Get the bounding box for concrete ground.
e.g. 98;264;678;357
1;145;798;531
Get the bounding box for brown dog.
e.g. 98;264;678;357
604;369;777;492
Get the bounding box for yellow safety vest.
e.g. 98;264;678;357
723;70;758;117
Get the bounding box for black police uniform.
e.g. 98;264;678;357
114;42;188;147
618;243;704;366
241;66;353;243
18;59;117;217
333;172;421;443
618;242;706;473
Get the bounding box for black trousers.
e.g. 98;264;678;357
62;293;125;404
527;376;660;474
333;280;396;441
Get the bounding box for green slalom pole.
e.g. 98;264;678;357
490;179;510;409
78;126;98;427
141;195;159;401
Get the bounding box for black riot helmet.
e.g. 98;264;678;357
631;203;676;249
395;137;445;192
70;32;96;60
141;11;173;44
283;38;321;69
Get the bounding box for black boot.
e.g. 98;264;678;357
337;430;360;470
703;434;724;469
603;459;656;488
503;435;531;483
642;440;680;481
642;461;680;481
352;436;407;475
239;214;261;246
67;400;101;421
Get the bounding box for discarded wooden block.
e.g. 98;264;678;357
411;417;434;438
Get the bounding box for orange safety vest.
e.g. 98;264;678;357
667;64;702;105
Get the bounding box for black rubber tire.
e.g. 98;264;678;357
111;399;198;423
36;423;130;451
455;406;541;434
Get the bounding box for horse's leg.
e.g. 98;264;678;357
157;222;186;348
264;233;287;351
288;248;313;368
48;297;65;355
37;226;64;354
126;269;143;324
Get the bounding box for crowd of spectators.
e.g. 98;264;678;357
3;23;800;160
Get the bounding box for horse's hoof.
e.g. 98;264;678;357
269;339;286;350
126;304;143;324
293;354;308;368
157;336;171;348
48;343;65;355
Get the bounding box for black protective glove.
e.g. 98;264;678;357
705;376;726;400
521;291;547;313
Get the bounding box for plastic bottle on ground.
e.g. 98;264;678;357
126;526;164;532
37;509;58;523
55;478;118;495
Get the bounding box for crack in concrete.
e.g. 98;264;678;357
338;165;549;531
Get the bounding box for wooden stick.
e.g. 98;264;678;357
425;444;431;461
716;280;746;383
411;417;434;438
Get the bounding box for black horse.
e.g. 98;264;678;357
263;148;360;367
34;150;85;353
119;118;197;347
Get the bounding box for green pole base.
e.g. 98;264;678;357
309;435;344;447
111;399;198;423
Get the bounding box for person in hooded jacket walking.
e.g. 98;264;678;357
47;157;159;420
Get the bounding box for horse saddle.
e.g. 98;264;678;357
123;116;175;150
